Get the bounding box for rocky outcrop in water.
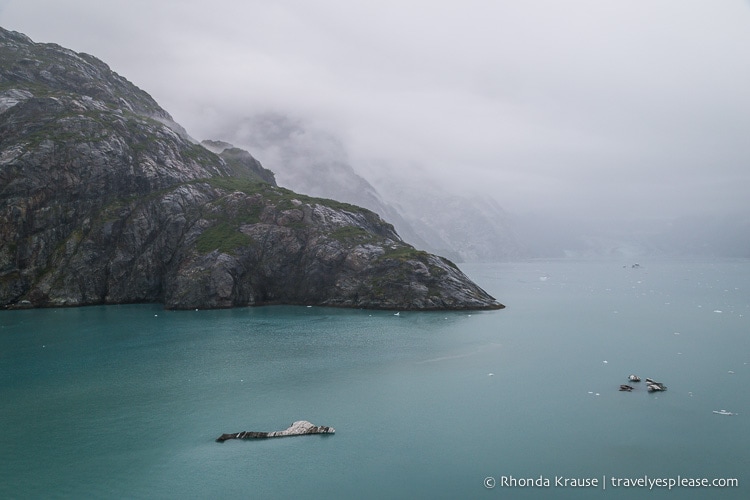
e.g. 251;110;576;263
216;420;335;442
0;27;503;311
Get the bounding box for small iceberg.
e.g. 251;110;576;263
713;410;736;416
216;420;335;442
647;382;667;392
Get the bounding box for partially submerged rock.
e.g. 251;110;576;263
216;420;335;442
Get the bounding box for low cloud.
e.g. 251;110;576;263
3;0;750;223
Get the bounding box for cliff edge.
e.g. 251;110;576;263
0;27;503;310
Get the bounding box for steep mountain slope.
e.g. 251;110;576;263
209;113;526;262
0;27;502;310
375;181;527;262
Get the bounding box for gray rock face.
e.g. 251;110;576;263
216;420;335;442
0;27;503;311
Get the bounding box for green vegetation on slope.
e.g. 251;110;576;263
196;222;253;254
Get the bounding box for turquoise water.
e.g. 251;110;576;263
1;259;748;499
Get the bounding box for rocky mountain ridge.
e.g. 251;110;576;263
204;113;527;262
0;27;502;310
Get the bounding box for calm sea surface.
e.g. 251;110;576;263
1;259;748;499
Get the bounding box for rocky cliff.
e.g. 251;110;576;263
207;112;527;262
0;27;503;310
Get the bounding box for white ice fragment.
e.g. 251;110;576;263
714;310;723;313
713;409;736;416
602;360;608;364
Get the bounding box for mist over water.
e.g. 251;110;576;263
2;4;749;498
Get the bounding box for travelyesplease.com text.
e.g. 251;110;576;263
483;474;739;490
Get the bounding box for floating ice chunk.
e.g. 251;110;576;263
714;310;723;313
488;373;494;377
713;410;736;416
595;393;600;396
602;360;608;364
673;332;680;335
728;371;735;374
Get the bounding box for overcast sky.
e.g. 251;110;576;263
2;0;750;221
